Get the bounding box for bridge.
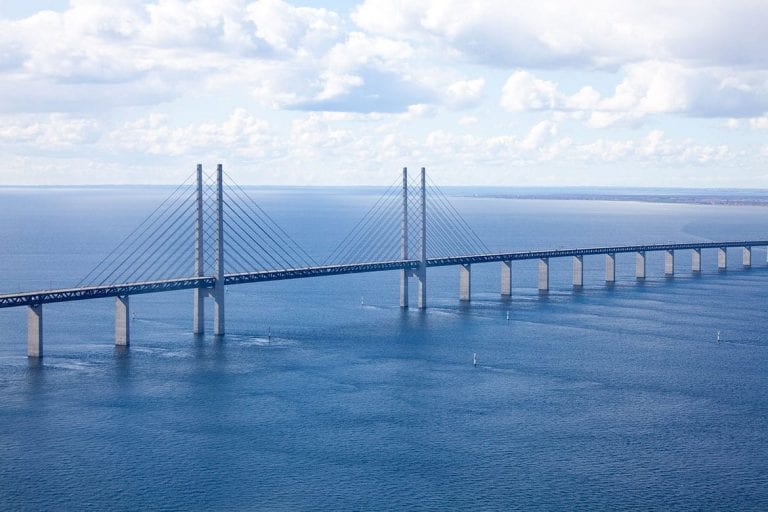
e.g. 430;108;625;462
2;165;765;358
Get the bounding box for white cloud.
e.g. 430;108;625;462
0;114;102;147
0;2;765;187
520;120;558;151
0;0;347;113
500;62;768;125
109;109;273;158
500;71;561;111
749;116;768;129
444;78;485;109
575;130;730;164
353;0;768;70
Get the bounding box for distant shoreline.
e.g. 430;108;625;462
473;194;768;206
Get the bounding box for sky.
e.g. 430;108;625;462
0;0;767;187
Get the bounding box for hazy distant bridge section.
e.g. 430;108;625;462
2;164;766;358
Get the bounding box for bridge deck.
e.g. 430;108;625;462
1;240;766;309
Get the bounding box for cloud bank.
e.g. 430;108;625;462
0;0;765;186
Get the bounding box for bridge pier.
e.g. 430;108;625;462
605;253;615;283
692;248;701;273
636;251;646;279
744;246;751;268
115;295;130;346
501;261;512;297
193;289;205;334
400;271;409;307
665;250;674;276
459;264;471;301
572;256;583;287
417;271;427;309
538;258;549;292
27;304;43;358
718;247;727;271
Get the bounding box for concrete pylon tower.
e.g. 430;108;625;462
400;167;409;308
193;164;205;334
417;167;427;309
213;163;225;336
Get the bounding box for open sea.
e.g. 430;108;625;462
1;186;768;511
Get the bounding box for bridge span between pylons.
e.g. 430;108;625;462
2;164;765;357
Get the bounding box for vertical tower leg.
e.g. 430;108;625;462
459;264;471;301
743;246;751;268
115;295;130;346
538;258;549;292
400;167;409;308
718;247;727;271
665;250;675;276
692;248;701;273
636;251;646;279
213;163;225;336
501;261;512;296
27;304;43;358
572;256;583;287
605;253;615;283
417;167;427;309
193;163;205;334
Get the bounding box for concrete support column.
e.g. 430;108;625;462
692;248;701;273
572;256;583;287
743;246;752;268
400;167;409;308
538;258;549;292
213;163;225;335
459;264;471;301
27;304;43;358
605;253;616;283
718;247;727;271
501;261;512;297
636;251;646;279
193;163;205;334
417;167;427;309
665;250;674;276
115;295;130;346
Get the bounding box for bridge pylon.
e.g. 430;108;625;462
417;167;427;309
400;167;408;308
192;163;226;336
398;167;428;309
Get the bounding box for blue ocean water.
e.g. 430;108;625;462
1;187;768;511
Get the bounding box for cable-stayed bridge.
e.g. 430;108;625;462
2;164;767;358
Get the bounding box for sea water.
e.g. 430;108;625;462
1;187;767;511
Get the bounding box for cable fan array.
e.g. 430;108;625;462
78;169;316;288
221;171;316;274
325;173;489;265
78;174;198;287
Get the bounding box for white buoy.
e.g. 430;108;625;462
716;330;721;343
506;311;510;321
473;353;477;367
361;297;364;306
